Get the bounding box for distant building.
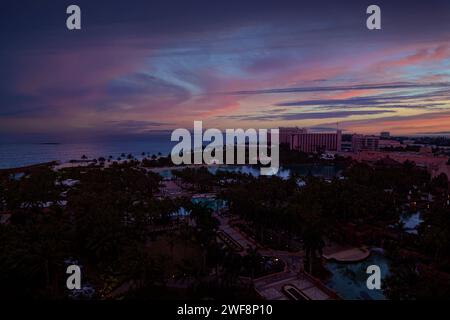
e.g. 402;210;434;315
341;141;353;152
419;146;433;154
403;139;415;146
279;127;342;153
380;132;390;139
352;134;379;151
344;150;450;180
279;127;307;145
379;139;403;149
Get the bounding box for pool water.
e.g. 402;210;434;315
325;249;390;300
209;164;340;179
157;164;341;180
400;211;423;234
158;168;178;179
207;165;290;178
192;196;227;211
170;207;191;219
171;196;227;219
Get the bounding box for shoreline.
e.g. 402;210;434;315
0;161;59;174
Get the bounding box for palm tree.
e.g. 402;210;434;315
383;259;420;300
175;257;203;285
121;244;165;290
302;227;325;274
221;250;243;287
244;247;261;280
205;241;223;277
0;211;70;298
396;220;406;242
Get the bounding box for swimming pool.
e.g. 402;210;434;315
325;249;390;300
191;196;227;211
171;196;227;219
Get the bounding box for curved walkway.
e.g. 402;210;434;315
322;247;370;262
254;271;340;300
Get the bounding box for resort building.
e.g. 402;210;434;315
352;134;379;152
341;141;353;152
279;127;342;153
379;139;403;149
345;150;450;179
279;127;308;145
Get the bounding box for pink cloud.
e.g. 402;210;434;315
373;44;450;72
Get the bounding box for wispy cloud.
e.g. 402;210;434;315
2;0;450;139
225;82;450;96
318;110;450;135
221;110;396;121
107;120;173;128
275;89;450;109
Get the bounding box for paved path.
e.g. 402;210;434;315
254;272;338;300
323;247;370;262
214;213;340;300
214;214;258;254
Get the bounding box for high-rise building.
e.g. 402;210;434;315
279;127;342;153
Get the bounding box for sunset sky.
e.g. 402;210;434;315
1;0;450;142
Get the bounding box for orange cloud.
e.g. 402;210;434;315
341;111;450;135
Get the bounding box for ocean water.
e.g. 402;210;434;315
0;139;174;169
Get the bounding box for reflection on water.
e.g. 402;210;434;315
326;249;390;300
209;164;340;178
159;164;341;179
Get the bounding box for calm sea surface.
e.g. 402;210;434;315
0;139;174;169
